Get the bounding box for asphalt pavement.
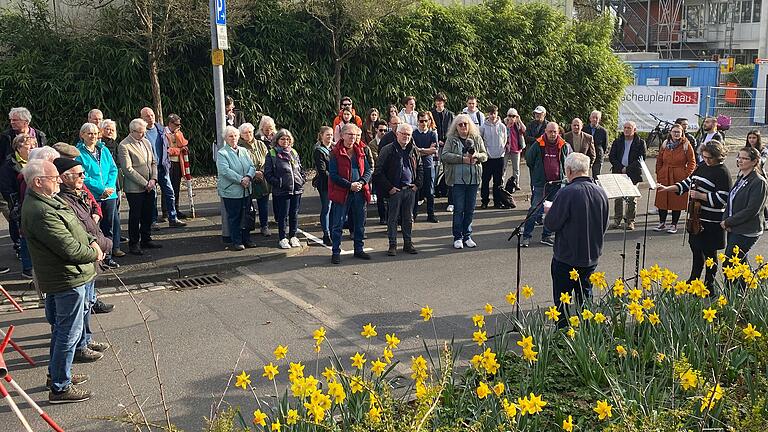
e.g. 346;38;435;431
2;156;768;431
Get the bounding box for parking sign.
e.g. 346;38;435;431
216;0;226;25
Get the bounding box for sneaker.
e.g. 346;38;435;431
278;238;291;249
48;385;92;404
521;237;530;248
653;223;666;232
540;236;555;247
169;219;187;228
649;207;659;215
371;194;377;204
0;267;9;274
322;234;332;246
666;224;678;234
418;199;425;206
243;241;256;248
426;215;439;223
46;373;89;389
22;269;33;279
176;211;189;220
453;239;464;249
331;254;341;264
151;222;160;231
104;258;120;269
112;249;126;258
387;244;397;256
464;238;477;248
403;243;418;254
92;299;114;314
73;347;103;363
608;221;622;230
446;205;454;213
87;341;110;352
289;237;302;248
627;221;636;231
353;251;372;260
231;244;245;251
261;226;272;237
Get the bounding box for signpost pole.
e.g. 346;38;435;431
210;0;227;151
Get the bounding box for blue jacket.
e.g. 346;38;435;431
146;123;171;172
75;141;118;200
544;176;609;267
216;144;256;199
264;147;305;196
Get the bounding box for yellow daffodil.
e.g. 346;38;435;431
273;345;288;360
350;352;366;369
522;285;534;298
628;288;642;301
581;309;594;321
385;333;400;349
368;406;381;423
476;381;491;399
484;303;493;314
545;306;561;322
420;305;433;321
382;347;394;364
518;392;547;415
679;369;699;390
506;291;517;305
648;312;660;326
349;376;364;393
502;398;518;418
472;314;485;328
361;323;377;338
594;399;613;420
594;312;606;324
263;363;279;381
286;409;299;425
235;371;250;390
562;414;574;431
522;347;538;362
732;244;740;255
700;383;724;412
642;298;655;310
743;323;762;341
271;420;281;431
756;254;764;265
567;327;576;339
705;257;715;268
313;327;326;348
703;307;717;323
717;252;726;262
569;268;580;281
411;355;428;381
253;409;267;427
322;366;337;382
616;345;627;358
415;381;428;399
371;359;386;377
559;291;572;305
656;352;666;362
493;382;505;396
288;362;304;382
470;354;483;369
327;381;346;404
717;295;728;307
517;335;534;350
569;315;580;327
473;330;488;346
590;271;608;290
481;348;501;374
674;281;689;296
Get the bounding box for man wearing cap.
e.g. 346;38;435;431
504;108;526;191
525;106;548;146
21;159;101;404
585;110;608;180
55;158;112;363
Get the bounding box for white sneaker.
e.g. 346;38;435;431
464;238;477;248
371;194;377;204
649;207;659;215
289;236;302;247
278;238;291;249
447;205;454;213
666;224;678;234
453;239;464;249
653;223;666;232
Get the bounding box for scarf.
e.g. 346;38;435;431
666;138;681;150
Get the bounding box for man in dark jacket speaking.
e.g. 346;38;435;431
544;152;609;328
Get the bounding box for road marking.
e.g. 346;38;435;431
298;229;373;255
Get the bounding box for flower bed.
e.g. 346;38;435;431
208;251;768;431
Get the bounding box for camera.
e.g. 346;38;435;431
467;146;475;155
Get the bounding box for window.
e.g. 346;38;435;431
754;0;762;21
740;1;752;22
669;77;690;86
718;2;728;23
708;2;719;23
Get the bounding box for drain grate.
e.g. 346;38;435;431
170;274;223;290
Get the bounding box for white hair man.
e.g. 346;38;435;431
21;159;103;403
543;152;609;328
607;121;647;230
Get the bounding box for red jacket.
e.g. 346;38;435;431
328;140;371;205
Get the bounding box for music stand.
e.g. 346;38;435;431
597;174;641;280
638;157;657;269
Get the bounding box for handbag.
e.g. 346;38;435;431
242;199;257;232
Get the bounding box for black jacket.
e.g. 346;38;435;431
429;108;455;143
525;120;547;145
585;124;608;153
0;128;47;163
312;143;330;192
724;170;768;235
608;134;646;184
373;141;423;194
0;155;22;208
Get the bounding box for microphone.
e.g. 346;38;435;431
546;179;566;185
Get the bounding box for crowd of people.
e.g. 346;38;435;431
2;92;767;404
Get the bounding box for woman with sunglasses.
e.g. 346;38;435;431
441;114;488;249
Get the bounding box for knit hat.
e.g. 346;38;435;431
52;142;80;158
53;157;82;175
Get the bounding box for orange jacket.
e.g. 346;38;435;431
332;109;363;129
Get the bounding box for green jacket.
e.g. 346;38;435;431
525;136;570;187
21;190;97;293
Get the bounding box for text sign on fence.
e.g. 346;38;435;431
618;86;701;132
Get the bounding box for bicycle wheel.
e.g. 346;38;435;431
647;131;660;150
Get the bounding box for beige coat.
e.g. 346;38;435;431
563;131;596;164
117;135;158;193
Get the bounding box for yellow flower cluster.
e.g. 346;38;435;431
517;335;538;363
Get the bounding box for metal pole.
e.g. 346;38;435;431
210;0;226;151
645;0;651;52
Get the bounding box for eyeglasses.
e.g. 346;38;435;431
457;123;468;127
377;129;388;133
341;103;352;107
418;119;429;123
38;175;62;183
66;171;86;178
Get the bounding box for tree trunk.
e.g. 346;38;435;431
334;58;342;113
148;48;164;121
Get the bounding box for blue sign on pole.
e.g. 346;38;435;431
216;0;226;25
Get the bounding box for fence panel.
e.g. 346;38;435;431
706;86;768;142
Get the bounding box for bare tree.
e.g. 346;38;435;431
300;0;414;109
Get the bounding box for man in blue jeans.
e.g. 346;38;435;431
21;159;101;403
328;124;372;264
522;122;570;247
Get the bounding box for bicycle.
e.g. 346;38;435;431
646;113;675;149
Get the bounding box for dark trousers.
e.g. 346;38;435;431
222;196;251;246
126;191;155;246
592;148;604;180
725;233;760;263
170;161;182;213
274;194;301;240
376;184;388;222
387;187;415;245
551;258;596;328
480;157;505;206
689;243;717;288
658;209;681;225
254;194;269;228
331;192;366;255
414;164;435;218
